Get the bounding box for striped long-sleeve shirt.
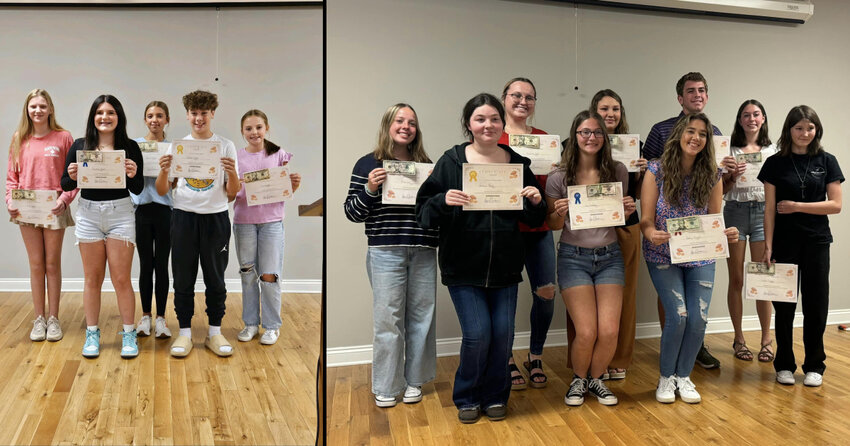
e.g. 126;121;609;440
643;112;722;161
344;153;438;248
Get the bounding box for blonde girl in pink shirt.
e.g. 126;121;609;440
5;89;77;342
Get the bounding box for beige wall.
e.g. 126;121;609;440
327;0;849;354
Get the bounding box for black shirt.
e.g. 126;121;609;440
758;151;843;244
61;138;145;200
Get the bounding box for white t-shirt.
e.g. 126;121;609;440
724;144;778;202
168;133;238;214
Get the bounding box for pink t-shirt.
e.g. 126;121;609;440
233;147;293;224
6;130;78;206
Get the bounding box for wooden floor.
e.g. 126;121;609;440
0;290;319;446
327;327;850;445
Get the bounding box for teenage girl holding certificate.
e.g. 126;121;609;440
233;110;301;346
416;93;546;423
759;105;843;387
6;89;76;342
498;77;556;390
61;95;144;358
546;110;634;407
641;113;738;404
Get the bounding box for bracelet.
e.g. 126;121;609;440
364;183;379;197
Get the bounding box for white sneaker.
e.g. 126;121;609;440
30;315;47;341
803;372;823;387
46;316;63;341
137;315;152;337
375;394;397;408
154;317;171;338
260;329;279;345
238;325;259;342
403;385;422;404
656;375;677;403
776;370;795;385
676;376;701;403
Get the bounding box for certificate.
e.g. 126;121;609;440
734;152;765;189
745;262;798;303
608;134;641;172
76;150;126;189
567;182;625;229
667;213;729;264
508;134;561;175
713;135;731;173
170;139;221;179
462;163;523;211
139;141;169;177
243;166;293;206
10;189;58;226
382;161;433;206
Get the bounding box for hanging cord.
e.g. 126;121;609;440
215;7;221;82
574;4;579;90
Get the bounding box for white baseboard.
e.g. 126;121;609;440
0;278;322;294
327;308;850;367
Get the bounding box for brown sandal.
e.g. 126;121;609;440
758;341;775;362
509;359;527;390
733;341;753;361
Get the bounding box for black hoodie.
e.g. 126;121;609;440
415;142;547;287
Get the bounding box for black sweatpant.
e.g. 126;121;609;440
136;202;172;317
772;242;830;375
171;209;231;329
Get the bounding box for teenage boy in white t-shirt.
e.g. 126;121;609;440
156;90;240;358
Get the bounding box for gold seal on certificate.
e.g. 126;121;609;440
567;182;625;229
508;134;561;175
462;163;523;211
734;152;765;189
608;134;641;172
243;166;293;206
77;150;126;189
171;139;221;179
745;262;798;303
11;189;58;226
714;135;731;173
139;141;170;177
667;213;729;264
382;162;433;206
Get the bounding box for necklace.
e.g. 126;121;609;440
790;154;811;200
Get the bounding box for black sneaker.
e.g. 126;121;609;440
458;406;480;424
588;378;618;406
564;376;587;406
695;344;720;369
484;403;507;421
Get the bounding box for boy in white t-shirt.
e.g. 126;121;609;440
155;90;240;358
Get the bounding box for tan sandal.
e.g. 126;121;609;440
758;341;774;362
733;340;753;361
205;334;234;357
170;335;193;357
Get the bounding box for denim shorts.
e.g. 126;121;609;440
723;200;765;242
557;242;625;290
75;197;136;245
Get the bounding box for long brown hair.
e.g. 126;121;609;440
10;89;65;171
373;103;430;162
777;105;823;156
241;109;281;156
659;113;717;209
589;89;630;134
730;99;771;148
559;110;618;188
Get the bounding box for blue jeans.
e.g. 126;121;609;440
522;231;557;355
448;284;518;409
647;262;716;378
234;221;284;330
367;247;437;397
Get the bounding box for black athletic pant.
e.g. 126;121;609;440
772;242;830;375
171;209;231;329
135;202;172;317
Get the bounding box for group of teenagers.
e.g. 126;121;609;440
7;88;301;359
346;71;843;423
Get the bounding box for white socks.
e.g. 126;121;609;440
87;325;98;331
179;328;192;338
209;325;221;337
123;324;135;333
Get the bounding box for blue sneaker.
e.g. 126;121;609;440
82;328;100;358
121;330;139;358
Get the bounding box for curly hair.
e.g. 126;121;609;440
182;90;219;111
659;113;717;209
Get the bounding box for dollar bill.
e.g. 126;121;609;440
667;216;702;232
138;141;160;153
78;150;104;163
244;169;271;183
509;134;540;149
735;153;762;164
587;184;602;197
11;189;35;200
747;262;775;275
383;160;416;175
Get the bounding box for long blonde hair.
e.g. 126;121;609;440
660;113;717;209
10;89;65;171
373;103;430;162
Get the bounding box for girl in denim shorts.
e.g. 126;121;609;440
545;110;635;407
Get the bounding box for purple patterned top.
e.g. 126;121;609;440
642;160;719;267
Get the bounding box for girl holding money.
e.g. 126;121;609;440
759;105;843;387
547;110;635;407
721;99;778;363
416;93;546;423
641;113;739;404
344;103;438;409
233;109;301;346
61;95;145;358
6;89;76;342
498;77;556;390
131;101;173;339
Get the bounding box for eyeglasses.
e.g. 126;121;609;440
577;129;605;139
508;92;537;103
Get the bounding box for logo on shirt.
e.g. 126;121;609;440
43;146;60;157
185;178;214;191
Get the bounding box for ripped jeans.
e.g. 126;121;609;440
234;221;284;330
647;262;716;378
